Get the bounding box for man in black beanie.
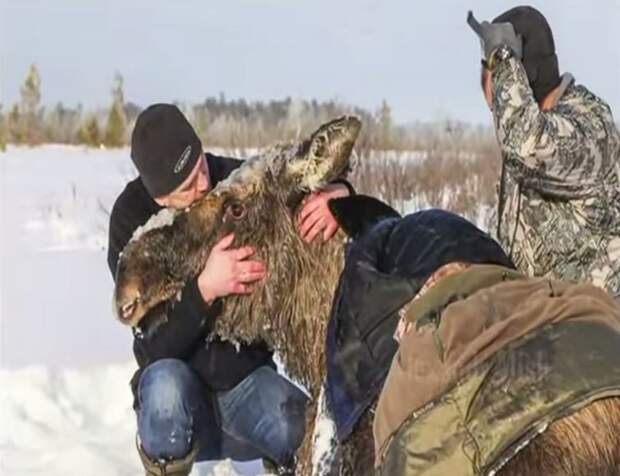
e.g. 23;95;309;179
468;6;620;297
107;104;354;475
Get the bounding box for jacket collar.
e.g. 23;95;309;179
548;73;575;108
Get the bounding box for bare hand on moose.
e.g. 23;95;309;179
297;183;350;243
197;233;266;304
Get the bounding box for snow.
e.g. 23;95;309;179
0;145;262;476
0;362;263;476
310;387;338;476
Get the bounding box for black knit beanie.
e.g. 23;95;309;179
493;6;561;102
130;104;203;198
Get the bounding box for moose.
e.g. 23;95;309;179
114;116;377;475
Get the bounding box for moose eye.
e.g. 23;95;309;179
227;202;246;220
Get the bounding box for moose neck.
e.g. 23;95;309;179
214;217;347;396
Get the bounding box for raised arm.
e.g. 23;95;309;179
491;57;611;189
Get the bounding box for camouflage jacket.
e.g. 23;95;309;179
491;57;620;298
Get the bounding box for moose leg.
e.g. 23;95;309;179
296;401;317;476
339;411;376;476
296;387;342;476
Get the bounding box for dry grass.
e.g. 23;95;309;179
350;137;500;228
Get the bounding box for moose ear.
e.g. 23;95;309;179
284;137;331;191
328;195;401;239
286;115;361;191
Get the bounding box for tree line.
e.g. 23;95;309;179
1;65;129;149
0;64;495;155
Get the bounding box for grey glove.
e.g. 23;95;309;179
467;11;523;63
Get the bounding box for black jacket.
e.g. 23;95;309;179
324;199;515;441
107;153;274;398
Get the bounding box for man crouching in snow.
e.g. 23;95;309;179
106;104;352;475
371;216;620;475
470;6;620;298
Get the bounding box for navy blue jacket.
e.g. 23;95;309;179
325;199;514;441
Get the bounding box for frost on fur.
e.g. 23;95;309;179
130;207;177;242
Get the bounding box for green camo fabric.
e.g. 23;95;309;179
377;319;620;475
490;58;620;298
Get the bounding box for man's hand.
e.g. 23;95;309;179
297;183;351;244
197;233;266;304
467;11;523;66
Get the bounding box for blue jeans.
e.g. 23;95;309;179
137;359;308;465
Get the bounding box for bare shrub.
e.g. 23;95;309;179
350;130;500;228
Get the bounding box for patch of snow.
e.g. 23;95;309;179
311;387;339;476
0;361;265;476
1;145;137;253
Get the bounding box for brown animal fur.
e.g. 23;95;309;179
210;173;354;475
212;179;345;392
499;397;620;476
115;117;375;475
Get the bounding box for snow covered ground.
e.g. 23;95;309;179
0;145;261;475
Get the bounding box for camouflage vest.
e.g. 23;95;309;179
378;321;620;475
374;266;620;475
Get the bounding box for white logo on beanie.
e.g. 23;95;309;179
174;145;193;174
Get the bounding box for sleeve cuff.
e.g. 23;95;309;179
184;277;212;315
331;178;356;197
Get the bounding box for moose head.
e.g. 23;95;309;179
114;116;361;332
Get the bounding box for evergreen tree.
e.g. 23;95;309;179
16;64;44;144
45;102;82;143
0;105;7;151
104;72;127;147
77;115;101;147
377;99;393;149
8;104;24;144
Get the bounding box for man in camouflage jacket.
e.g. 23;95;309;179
473;6;620;298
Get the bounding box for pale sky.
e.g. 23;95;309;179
2;0;619;124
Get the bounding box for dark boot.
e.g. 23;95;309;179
137;441;198;476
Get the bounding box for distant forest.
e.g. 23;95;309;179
1;64;496;153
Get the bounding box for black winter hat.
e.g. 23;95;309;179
130;104;203;198
493;6;560;102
